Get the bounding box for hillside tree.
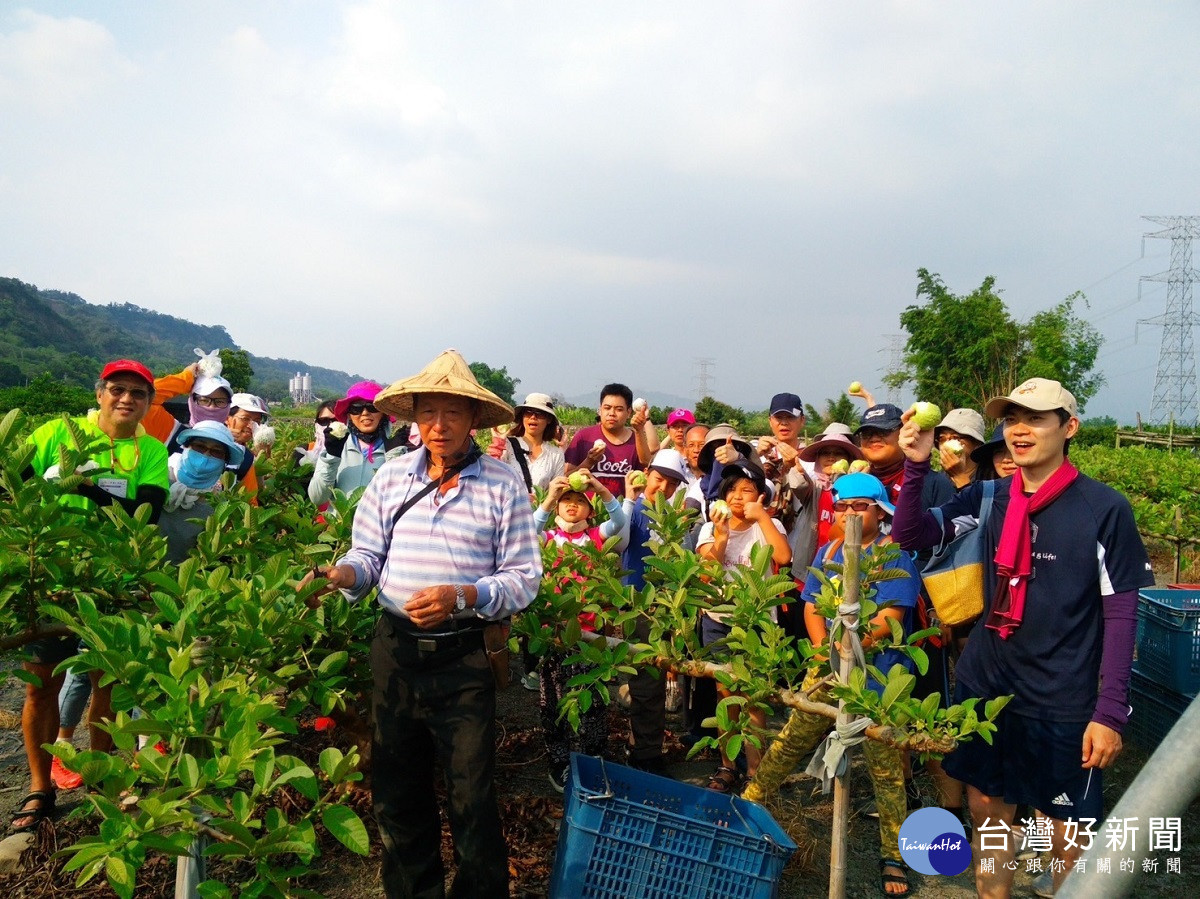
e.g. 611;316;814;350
469;362;519;406
695;396;746;428
884;269;1104;413
219;349;254;392
804;395;861;431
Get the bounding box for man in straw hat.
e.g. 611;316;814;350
893;378;1153;897
304;349;542;898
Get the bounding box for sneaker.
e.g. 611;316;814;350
521;671;539;692
1032;869;1055;897
51;755;83;791
664;678;682;713
548;765;569;794
1012;826;1038;861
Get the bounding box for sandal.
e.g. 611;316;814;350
879;858;910;897
705;766;742;794
10;789;56;834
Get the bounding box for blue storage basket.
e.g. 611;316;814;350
1128;668;1195;750
550;754;797;899
1136;589;1200;697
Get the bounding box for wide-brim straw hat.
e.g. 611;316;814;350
374;349;515;429
798;432;864;463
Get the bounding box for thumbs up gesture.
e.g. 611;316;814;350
714;435;742;466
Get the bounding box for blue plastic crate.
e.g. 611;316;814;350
1128;668;1195;750
550;754;797;899
1136;589;1200;697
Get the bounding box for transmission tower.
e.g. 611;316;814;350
694;358;716;400
1139;216;1200;424
880;334;905;405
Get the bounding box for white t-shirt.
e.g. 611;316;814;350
696;516;788;623
500;437;565;492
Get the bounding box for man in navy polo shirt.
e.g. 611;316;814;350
892;378;1153;897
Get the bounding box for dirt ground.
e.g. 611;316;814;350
0;658;1196;898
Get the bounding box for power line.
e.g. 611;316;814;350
1139;216;1200;424
694;357;716;401
878;334;905;405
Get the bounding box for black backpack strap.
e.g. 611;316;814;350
509;437;534;492
391;444;482;530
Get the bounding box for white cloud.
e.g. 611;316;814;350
0;10;136;112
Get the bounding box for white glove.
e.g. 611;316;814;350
43;460;99;481
166;481;201;512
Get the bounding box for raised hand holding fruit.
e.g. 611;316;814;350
849;459;870;473
909;401;943;430
830;459;850;475
710;499;731;521
568;470;591;492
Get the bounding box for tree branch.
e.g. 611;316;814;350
0;624;74;652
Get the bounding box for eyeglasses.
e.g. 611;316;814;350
348;403;378;416
186;442;229;461
193;393;230;408
104;384;150;402
316;416;336;426
833;500;877;513
229;414;260;427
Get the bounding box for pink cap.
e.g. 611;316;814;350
666;408;695;427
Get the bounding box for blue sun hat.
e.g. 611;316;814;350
830;472;894;516
175;420;245;468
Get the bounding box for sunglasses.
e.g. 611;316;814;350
104;384;150;402
348;403;379;416
833;500;878;513
316;416;336;426
193;393;230;408
187;442;229;461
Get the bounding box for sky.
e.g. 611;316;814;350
2;2;1199;422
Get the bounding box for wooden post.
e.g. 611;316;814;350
1175;506;1184;584
176;639;214;899
828;514;862;899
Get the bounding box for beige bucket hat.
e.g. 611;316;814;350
374;349;515;429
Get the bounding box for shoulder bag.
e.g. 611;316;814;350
920;479;995;627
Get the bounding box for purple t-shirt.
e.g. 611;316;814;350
565;424;643;496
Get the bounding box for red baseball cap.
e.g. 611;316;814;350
100;359;154;386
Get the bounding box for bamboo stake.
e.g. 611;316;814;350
829;513;862;899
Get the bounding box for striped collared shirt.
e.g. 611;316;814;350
338;446;542;620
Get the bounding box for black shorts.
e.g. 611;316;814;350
914;639;952;705
24;634;78;668
942;681;1103;822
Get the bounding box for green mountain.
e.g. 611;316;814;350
0;276;363;401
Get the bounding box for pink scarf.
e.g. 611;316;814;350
987;460;1079;639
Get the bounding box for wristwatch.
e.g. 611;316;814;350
453;584;467;613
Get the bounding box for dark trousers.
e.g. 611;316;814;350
539;652;607;770
627;617;666;761
371;613;508;899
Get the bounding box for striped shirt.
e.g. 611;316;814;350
338;447;542;620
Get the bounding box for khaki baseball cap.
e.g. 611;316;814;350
985;378;1077;419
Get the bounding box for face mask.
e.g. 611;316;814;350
554;515;590;535
189;398;229;426
176;447;226;489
